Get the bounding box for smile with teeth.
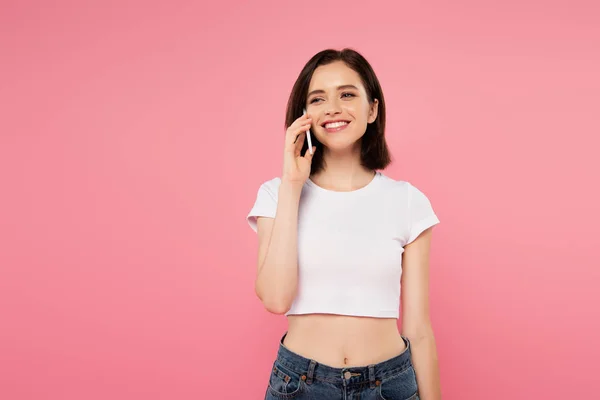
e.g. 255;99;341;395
324;121;348;128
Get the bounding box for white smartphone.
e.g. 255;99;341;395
302;108;314;155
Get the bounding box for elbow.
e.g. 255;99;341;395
258;293;291;314
259;293;292;315
255;284;292;314
263;301;291;315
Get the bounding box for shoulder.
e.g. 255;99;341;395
376;172;412;196
247;176;282;232
257;176;282;198
376;173;436;211
378;173;431;196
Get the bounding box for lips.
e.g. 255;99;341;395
321;120;350;127
323;121;350;133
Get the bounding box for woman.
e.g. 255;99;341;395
247;48;442;400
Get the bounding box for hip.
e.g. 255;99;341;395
265;332;419;400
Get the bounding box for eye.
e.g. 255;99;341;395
309;93;355;104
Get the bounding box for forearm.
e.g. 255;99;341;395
256;180;303;312
405;329;442;400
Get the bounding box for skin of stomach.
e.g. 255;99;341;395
284;314;407;368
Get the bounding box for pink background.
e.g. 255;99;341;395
1;1;599;399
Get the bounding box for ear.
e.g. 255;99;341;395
368;99;379;124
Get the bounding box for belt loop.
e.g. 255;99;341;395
368;364;376;389
306;360;317;385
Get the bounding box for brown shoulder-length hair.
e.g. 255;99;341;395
284;48;392;175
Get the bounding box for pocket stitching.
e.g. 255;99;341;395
267;380;305;399
376;366;418;400
267;363;305;399
380;362;412;382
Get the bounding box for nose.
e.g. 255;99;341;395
324;101;343;116
323;95;343;116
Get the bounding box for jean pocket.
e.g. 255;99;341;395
266;360;305;399
376;365;419;400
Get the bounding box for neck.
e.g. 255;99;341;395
311;144;375;191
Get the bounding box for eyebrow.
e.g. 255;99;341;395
307;85;359;98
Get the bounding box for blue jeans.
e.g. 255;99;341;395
265;332;420;400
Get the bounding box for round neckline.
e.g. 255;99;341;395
306;171;381;194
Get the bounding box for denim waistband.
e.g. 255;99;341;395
274;332;413;388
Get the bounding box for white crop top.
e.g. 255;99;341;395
246;171;440;319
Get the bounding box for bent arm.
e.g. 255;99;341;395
255;180;303;314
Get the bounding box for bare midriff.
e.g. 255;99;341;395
283;314;407;368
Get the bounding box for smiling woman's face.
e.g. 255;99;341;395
306;61;378;151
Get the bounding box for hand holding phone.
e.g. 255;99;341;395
281;108;316;185
302;108;314;155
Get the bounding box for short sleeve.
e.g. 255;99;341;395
246;179;279;233
406;182;440;245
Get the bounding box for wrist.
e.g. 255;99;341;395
279;178;304;193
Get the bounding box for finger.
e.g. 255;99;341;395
286;123;311;149
294;131;306;156
293;130;305;144
287;118;312;132
289;118;312;133
298;113;311;122
303;146;316;160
